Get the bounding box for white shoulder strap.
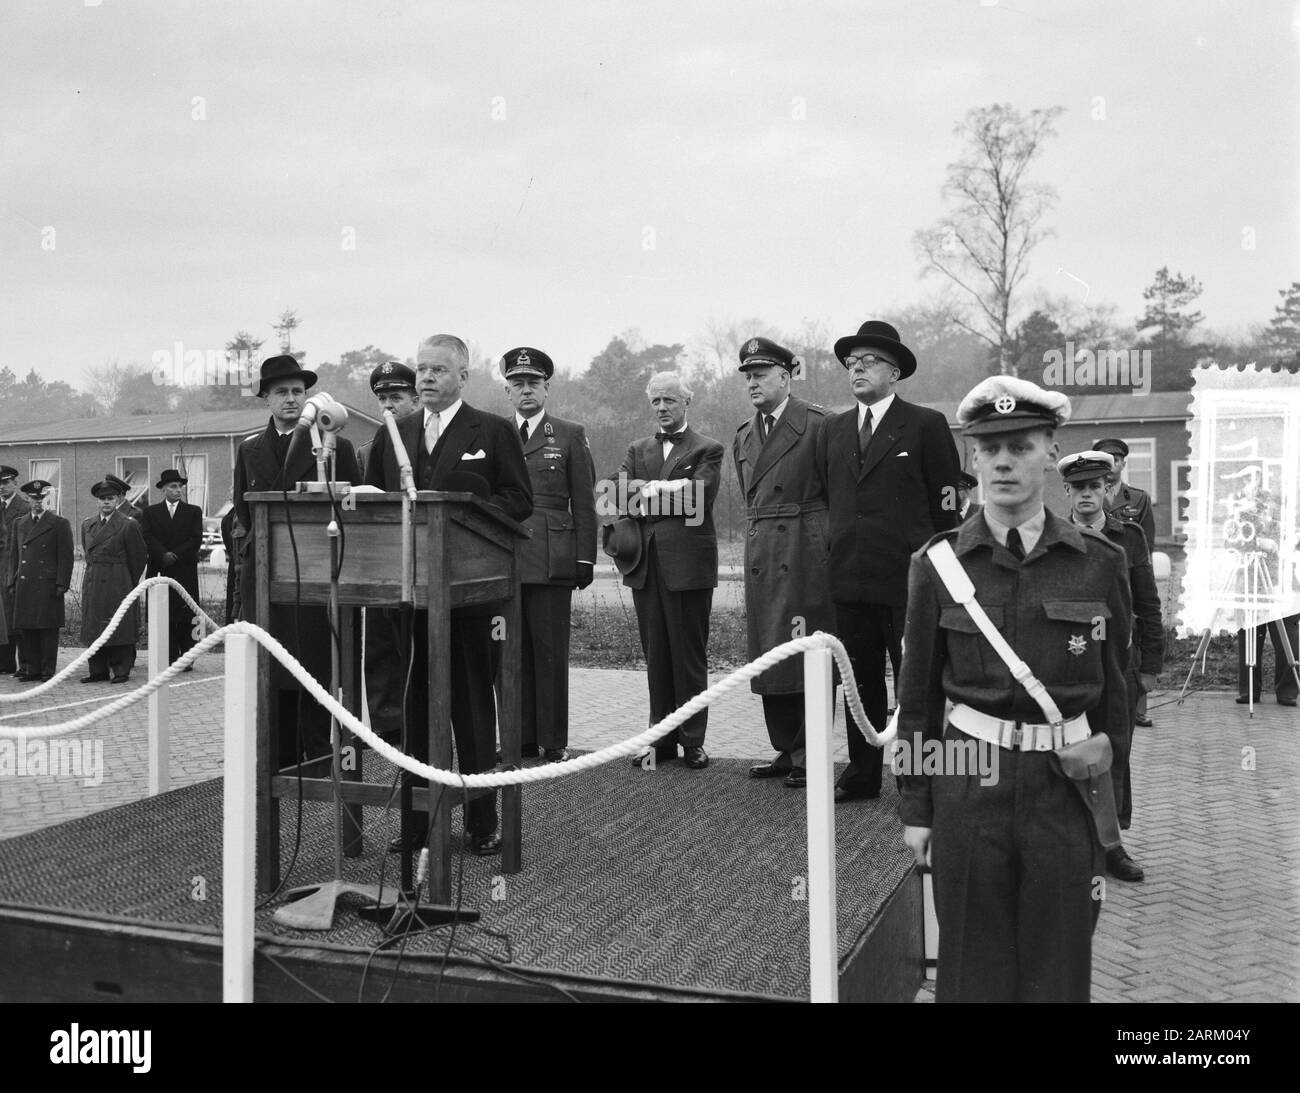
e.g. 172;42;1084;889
926;538;1064;727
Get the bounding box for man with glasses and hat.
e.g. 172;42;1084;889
80;476;148;683
816;320;962;802
0;466;31;675
897;377;1132;1002
233;354;363;767
6;481;74;682
140;469;205;670
502;346;596;763
732;336;833;788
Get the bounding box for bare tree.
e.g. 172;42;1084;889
915;103;1064;375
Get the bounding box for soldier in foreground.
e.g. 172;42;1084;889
897;377;1132;1003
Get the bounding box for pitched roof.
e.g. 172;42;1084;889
0;405;382;446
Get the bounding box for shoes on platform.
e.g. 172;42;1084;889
387;826;429;854
470;833;502;856
1134;715;1153;727
683;747;709;770
80;674;109;684
1235;696;1254;704
749;759;792;779
632;746;676;768
834;783;880;804
783;767;807;788
1280;698;1297;707
542;748;568;763
15;673;37;682
1106;846;1145;883
181;665;194;673
109;675;130;684
520;744;540;758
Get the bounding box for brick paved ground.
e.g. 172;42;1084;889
1;647;1296;1003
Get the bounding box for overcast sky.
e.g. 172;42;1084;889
1;0;1295;390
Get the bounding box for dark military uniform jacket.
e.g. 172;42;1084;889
733;397;835;694
7;510;75;630
0;492;31;632
1106;482;1155;548
80;511;148;647
896;509;1133;827
1092;512;1164;677
518;413;597;587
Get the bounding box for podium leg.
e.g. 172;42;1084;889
341;606;363;857
501;586;522;875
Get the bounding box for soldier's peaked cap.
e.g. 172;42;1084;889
370;361;416;392
500;347;553;381
738;336;795;373
958;376;1071;436
1057;450;1115;484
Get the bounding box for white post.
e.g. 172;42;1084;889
804;644;838;1003
223;632;257;1003
147;582;170;795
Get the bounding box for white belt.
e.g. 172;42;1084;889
949;703;1090;752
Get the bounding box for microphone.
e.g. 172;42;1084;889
298;392;348;433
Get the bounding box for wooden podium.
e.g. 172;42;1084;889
246;490;529;903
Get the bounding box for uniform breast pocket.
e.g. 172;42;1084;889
1041;600;1109;684
939;603;1004;686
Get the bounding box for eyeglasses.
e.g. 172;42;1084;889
844;354;896;374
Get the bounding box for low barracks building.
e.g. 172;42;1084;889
0;406;381;532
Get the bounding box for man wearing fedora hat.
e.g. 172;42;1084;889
0;467;31;675
233;354;363;767
732;336;834;787
80;477;148;683
140;469;205;669
818;320;962;801
7;481;74;682
501;346;597;763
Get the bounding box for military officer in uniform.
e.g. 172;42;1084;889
957;471;980;521
898;377;1132;1003
0;467;31;675
81;477;148;683
502;346;597;762
357;361;421;743
732;336;833;787
1060;450;1164;883
7;481;74;682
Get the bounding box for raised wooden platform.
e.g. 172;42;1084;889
0;755;921;1002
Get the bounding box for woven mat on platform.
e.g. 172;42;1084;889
0;754;913;999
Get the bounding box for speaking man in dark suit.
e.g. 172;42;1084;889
7;480;74;682
365;333;533;856
732;337;833;788
232;355;363;768
0;467;31;674
611;371;722;770
502;346;597;763
140;469;204;668
817;320;962;802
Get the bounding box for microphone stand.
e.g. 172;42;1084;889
274;434;400;930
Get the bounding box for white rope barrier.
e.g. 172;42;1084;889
0;581;895;788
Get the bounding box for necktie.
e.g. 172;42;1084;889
858;408;873;459
424;412;441;455
763;414;775;443
1006;527;1026;561
519;419;530;444
655;430;684;445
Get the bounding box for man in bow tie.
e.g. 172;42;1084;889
364;334;532;856
612;371;723;770
140;469;204;669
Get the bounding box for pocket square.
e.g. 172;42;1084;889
896;451;909;457
461;450;486;460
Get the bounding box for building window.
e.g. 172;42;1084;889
175;453;209;515
116;456;150;510
29;459;61;514
1120;437;1156;503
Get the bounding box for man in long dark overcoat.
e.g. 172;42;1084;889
0;467;31;674
7;480;74;681
140;468;204;667
81;477;148;683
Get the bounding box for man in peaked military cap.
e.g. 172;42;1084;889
733;336;834;787
502;346;596;762
1094;437;1156;548
817;320;962;802
896;376;1132;1002
1059;449;1163;884
7;481;74;682
0;466;31;674
357;361;421;744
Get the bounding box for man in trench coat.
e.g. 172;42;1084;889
81;476;148;683
0;467;31;674
7;480;74;682
732;337;834;787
